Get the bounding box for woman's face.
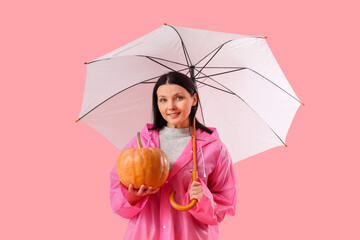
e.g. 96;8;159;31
157;84;197;128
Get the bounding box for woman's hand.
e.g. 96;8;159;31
189;181;203;201
124;184;159;206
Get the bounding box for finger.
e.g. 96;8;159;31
189;193;197;201
128;184;134;192
192;181;201;186
149;187;160;194
138;185;146;194
190;192;203;201
190;185;202;192
190;184;203;195
145;186;158;195
190;182;200;189
190;190;200;197
191;184;201;189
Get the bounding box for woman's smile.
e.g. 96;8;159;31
168;112;180;118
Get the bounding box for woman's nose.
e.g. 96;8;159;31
167;101;176;110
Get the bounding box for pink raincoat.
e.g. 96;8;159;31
110;124;236;240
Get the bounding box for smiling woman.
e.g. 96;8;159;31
150;71;213;134
156;84;197;128
110;71;237;239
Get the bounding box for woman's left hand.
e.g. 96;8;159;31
189;181;203;201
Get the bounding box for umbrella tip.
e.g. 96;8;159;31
164;23;167;25
300;101;305;106
75;118;80;123
284;143;288;147
263;36;267;39
84;62;89;64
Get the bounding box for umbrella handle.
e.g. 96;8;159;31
169;191;197;211
169;118;198;211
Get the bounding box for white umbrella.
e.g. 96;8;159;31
77;24;303;163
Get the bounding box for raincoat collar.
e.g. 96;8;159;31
141;123;219;181
140;123;219;181
141;123;219;150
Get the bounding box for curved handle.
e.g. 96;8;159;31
169;118;198;211
169;191;197;211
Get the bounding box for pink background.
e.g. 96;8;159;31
1;0;359;239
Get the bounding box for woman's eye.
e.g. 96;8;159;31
159;98;167;103
176;96;183;100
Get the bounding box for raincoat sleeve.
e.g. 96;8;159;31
109;136;150;219
188;143;236;225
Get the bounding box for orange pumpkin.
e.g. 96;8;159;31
116;132;169;190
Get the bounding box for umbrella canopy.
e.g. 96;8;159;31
77;24;302;163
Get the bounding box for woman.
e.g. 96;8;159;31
110;71;237;239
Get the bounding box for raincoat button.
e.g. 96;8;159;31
163;225;166;229
151;143;154;146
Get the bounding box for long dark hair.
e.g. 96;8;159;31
150;71;213;134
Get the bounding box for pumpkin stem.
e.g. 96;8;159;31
137;132;143;148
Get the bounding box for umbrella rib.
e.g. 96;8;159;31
137;55;188;67
192;35;264;71
86;55;188;68
166;24;192;67
195;80;235;95
194;80;232;126
195;70;287;146
78;77;159;121
143;56;194;74
140;67;190;84
197;67;302;104
194;40;233;79
195;66;245;69
78;65;193;121
196;68;247;79
143;56;178;72
86;58;111;64
194;46;223;68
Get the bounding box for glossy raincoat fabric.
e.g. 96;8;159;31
110;124;237;239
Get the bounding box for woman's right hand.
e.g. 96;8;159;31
125;184;159;205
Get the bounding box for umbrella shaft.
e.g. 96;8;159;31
190;66;195;82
